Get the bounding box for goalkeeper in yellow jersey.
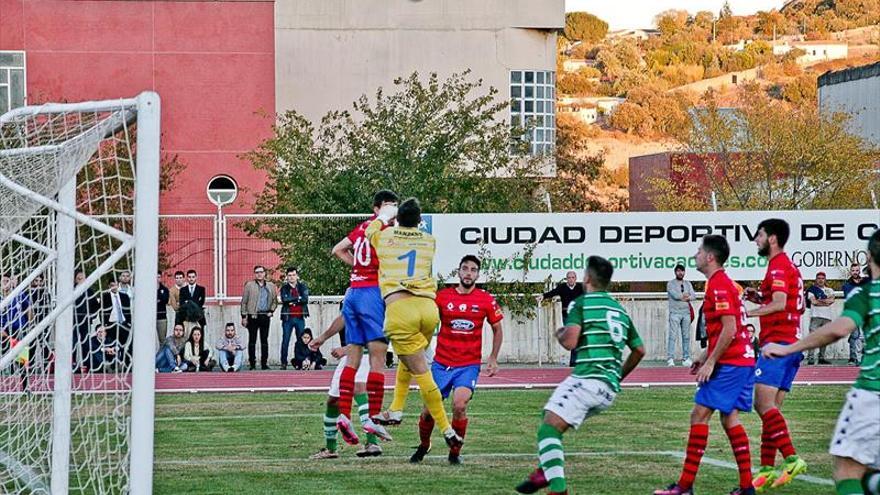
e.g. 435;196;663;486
364;197;463;449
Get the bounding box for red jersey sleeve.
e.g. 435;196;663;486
710;284;738;318
484;293;503;325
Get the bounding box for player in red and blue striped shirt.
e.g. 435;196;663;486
409;255;504;465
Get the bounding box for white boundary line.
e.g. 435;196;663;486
153;450;834;486
154;380;856;394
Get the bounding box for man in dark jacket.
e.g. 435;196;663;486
156;272;170;349
101;280;132;355
279;267;309;370
538;271;584;367
843;263;867;364
74;270;100;368
176;269;207;328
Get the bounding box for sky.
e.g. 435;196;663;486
565;0;785;31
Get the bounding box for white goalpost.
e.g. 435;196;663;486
0;92;160;494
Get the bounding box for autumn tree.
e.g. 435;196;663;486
564;12;609;43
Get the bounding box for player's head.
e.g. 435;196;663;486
695;234;730;274
372;190;399;213
458;255;481;288
584;256;613;292
674;263;685;280
756;218;790;256
397;198;421;228
867;228;880;277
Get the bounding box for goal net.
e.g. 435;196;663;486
0;93;160;494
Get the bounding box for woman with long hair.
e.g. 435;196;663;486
183;326;215;372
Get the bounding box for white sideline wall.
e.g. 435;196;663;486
160;295;856;365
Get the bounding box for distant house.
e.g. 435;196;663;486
773;41;849;63
819;61;880;146
558;103;598;124
606;28;659;41
596;97;625;115
562;59;598;72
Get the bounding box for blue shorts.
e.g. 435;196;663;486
756;346;803;392
342;287;387;346
695;364;755;415
432;361;480;399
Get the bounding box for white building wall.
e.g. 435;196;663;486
819;72;880;146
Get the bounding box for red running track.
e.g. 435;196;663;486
0;366;859;394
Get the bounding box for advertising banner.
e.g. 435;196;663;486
423;210;880;282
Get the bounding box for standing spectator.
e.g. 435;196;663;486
183;326;214;372
805;272;834;365
842;263;867;365
176;269;206;328
29;275;51;321
537;270;584;367
89;325;118;372
101;280;132;358
216;322;246;372
279;266;309;370
155;323;187;373
241;265;278;370
74;270;99;368
666;264;696;367
118;270;134;300
168;271;185;313
156;272;170;348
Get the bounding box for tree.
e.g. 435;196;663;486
655;9;690;37
564;12;609;43
244;71;544;294
781;73;818;105
648;85;879;211
609;102;652;135
756;10;790;38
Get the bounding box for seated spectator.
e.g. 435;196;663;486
155;323;187;373
292;329;326;370
88;325;118;372
216;322;246;372
183;326;215;372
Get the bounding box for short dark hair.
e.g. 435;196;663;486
186;269;197;276
674;263;685;271
868;229;880;267
586;255;614;290
286;266;298;275
253;265;265;272
373;189;399;208
459;255;481;270
173;322;185;329
852;262;862;269
758;218;791;248
174;270;185;277
702;234;730;266
225;322;235;329
397;197;421;228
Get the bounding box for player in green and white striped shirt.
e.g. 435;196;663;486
515;256;646;495
764;228;880;495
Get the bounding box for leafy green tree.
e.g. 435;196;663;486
244;71;544;294
564;12;609;43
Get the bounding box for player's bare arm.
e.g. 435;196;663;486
486;321;503;376
331;237;355;267
555;324;581;350
620;345;645;380
310;314;345;351
747;291;787;318
764;318;857;358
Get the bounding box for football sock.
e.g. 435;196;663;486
762;408;796;458
367;372;385;417
418;413;435;448
450;418;468;456
725;424;752;489
355;392;370;426
337;366;357;418
863;471;880;495
324;401;339;452
678;423;709;490
389;360;412;412
413;371;450;431
760;418;778;467
837;479;865;495
537;422;566;493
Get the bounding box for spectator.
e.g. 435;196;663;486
183;326;215;372
155;323;187;373
74;270;100;368
537;270;584;367
118;270;134;300
0;274;31;355
666;264;695;367
216;322;246;372
842;263;867;365
88;325;118;372
241;265;278;370
168;270;185;313
156;271;170;349
279;266;309;370
745;323;758;352
176;269;206;328
29;275;51;321
101;280;132;359
292;328;325;370
805;272;834;365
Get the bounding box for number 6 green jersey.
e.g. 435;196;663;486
840;280;880;392
564;292;643;392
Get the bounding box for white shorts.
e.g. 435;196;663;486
327;354;371;398
829;387;880;469
544;376;616;429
